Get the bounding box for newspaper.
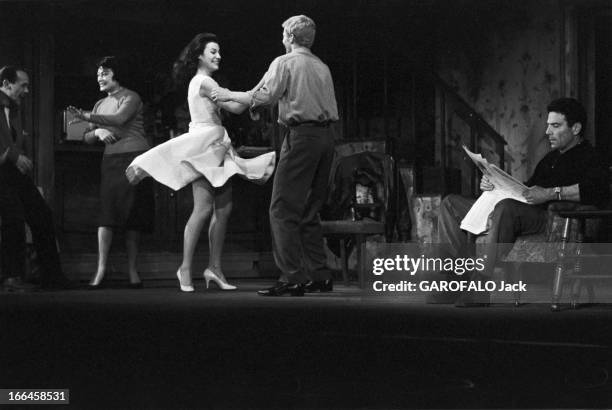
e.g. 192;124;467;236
460;145;528;234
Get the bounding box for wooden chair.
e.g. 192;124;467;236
549;207;612;310
475;197;612;310
321;220;384;287
320;140;393;287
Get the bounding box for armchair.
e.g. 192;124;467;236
475;199;611;310
550;207;612;310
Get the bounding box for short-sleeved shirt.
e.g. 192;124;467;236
526;140;610;208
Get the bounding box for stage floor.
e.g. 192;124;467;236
2;280;612;409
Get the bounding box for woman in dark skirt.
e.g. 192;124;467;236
68;56;153;288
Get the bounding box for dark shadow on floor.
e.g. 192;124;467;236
1;280;612;409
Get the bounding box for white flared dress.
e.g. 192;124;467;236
127;74;276;191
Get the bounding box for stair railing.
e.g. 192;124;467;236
433;74;508;196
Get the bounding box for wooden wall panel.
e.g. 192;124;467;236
436;0;564;183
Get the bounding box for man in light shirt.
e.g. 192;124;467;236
213;15;339;296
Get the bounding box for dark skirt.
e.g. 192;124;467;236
100;152;154;233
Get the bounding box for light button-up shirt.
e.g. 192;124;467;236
250;48;339;126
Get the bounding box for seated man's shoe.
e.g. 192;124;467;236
454;272;491;307
424;272;460;304
454;291;491;308
304;279;333;293
257;282;305;296
2;277;39;292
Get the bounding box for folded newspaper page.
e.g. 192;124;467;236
460;145;528;234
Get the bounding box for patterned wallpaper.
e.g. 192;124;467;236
436;0;563;183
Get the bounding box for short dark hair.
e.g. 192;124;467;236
97;56;127;85
547;98;587;135
0;65;24;85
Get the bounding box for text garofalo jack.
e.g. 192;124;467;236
370;254;527;293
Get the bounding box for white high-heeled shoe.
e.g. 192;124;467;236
203;268;237;290
176;269;194;292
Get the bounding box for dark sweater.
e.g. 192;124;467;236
526;140;610;208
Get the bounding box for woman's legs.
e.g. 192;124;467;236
207;184;232;279
178;179;214;286
125;230;142;284
91;226;113;286
92;227;142;285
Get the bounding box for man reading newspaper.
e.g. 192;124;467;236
459;145;529;234
434;98;609;307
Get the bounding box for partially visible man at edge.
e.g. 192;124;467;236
0;65;75;291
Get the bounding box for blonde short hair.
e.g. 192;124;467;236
282;15;316;48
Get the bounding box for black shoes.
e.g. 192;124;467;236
87;273;106;290
87;282;104;290
304;279;333;293
257;278;332;296
257;282;305;296
454;272;491;307
87;274;144;290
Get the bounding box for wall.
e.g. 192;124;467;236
0;3;56;202
436;0;563;182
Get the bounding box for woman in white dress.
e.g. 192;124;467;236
126;33;275;292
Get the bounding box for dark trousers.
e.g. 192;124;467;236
0;163;63;283
438;194;547;275
269;126;334;284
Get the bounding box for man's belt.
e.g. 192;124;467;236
289;120;331;128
